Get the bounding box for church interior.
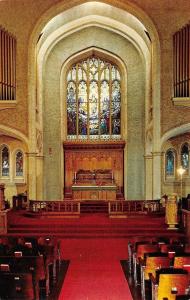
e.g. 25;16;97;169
0;0;190;299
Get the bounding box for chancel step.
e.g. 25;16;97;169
80;201;108;213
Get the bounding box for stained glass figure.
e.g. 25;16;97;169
111;80;121;134
1;146;9;176
166;149;175;176
78;81;87;135
89;81;98;135
181;143;189;170
66;56;121;139
67;81;77;135
16;151;23;176
112;119;120;135
100;81;109;135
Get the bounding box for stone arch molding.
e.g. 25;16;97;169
28;0;161;150
161;124;190;148
0;125;29;146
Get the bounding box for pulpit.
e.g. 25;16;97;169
165;194;178;230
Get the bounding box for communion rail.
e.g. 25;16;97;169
108;200;161;215
29;200;80;215
28;199;161;216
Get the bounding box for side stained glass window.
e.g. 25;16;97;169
166;149;175;176
181;143;189;170
66;56;121;139
1;146;9;177
16;151;23;177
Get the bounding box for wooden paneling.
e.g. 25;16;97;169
63;141;125;197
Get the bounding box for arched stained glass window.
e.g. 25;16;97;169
1;146;9;177
66;56;121;140
181;143;189;170
166;149;175;176
16;151;23;177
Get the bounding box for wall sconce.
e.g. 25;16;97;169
177;166;185;200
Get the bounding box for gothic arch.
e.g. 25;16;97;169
27;0;161;200
60;47;128;141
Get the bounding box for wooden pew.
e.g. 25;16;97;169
37;237;59;295
160;243;185;254
174;253;190;268
0;255;46;299
133;243;159;285
140;253;171;299
128;237;157;275
150;268;189;300
0;272;34;299
0;235;60;297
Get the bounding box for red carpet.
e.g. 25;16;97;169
7;211;184;298
58;238;133;300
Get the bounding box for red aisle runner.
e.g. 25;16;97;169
58;239;133;300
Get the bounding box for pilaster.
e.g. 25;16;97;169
145;154;153;199
152;151;162;199
26;152;37;200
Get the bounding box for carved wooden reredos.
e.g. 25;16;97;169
63;140;125;197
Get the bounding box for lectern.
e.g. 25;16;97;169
165;194;178;230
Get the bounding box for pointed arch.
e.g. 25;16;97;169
60;47;127;141
15;150;24;177
0;144;10;177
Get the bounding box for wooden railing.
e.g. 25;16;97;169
29;200;80;215
108;200;161;215
28;199;161;216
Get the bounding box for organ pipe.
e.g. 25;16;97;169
173;23;190;98
0;26;16;100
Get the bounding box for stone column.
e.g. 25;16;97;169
36;155;44;200
145;154;153;199
0;184;5;210
27;152;37;201
152;151;162;200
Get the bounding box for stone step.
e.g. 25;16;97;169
80;201;108;211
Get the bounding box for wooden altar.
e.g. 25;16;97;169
63;140;125;198
72;169;117;201
72;185;116;201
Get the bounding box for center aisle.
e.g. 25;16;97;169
58;238;133;300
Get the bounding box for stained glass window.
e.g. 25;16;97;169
1;146;9;177
181;143;189;170
16;151;23;177
66;56;121;139
166;149;175;176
